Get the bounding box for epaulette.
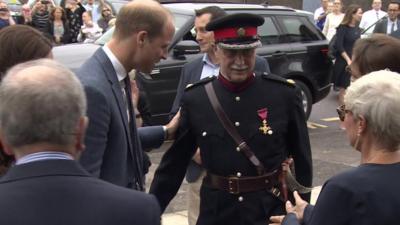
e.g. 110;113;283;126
261;72;296;87
184;76;216;91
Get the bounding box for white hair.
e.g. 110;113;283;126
0;59;87;147
344;70;400;150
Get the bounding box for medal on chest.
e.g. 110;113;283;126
257;108;273;135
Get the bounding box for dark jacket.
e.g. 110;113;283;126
151;73;312;225
0;159;161;225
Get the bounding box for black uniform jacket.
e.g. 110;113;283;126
150;72;312;225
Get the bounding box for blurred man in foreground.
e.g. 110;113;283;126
0;59;160;225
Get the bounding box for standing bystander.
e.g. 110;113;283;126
314;0;330;31
373;1;399;35
0;59;161;225
359;0;387;35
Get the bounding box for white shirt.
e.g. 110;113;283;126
83;2;101;24
103;45;127;82
387;19;398;34
359;9;387;35
200;54;219;79
322;13;345;41
314;7;325;21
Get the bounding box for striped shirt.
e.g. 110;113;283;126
16;151;73;165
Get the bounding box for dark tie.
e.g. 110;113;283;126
123;76;144;191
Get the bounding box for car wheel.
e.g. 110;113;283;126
294;80;312;119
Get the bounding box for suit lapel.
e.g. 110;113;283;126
192;57;204;82
93;49;134;156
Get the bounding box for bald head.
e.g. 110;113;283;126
0;59;86;149
114;0;173;40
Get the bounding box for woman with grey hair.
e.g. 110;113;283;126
270;70;400;225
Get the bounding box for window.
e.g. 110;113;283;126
278;16;318;43
258;17;280;45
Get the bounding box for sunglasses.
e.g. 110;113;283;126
336;104;350;121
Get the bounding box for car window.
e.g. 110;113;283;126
277;16;319;43
95;12;192;45
258;17;280;45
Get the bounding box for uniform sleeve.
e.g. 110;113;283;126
78;85;111;178
287;87;313;201
149;95;197;212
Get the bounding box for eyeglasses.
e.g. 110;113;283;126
336;104;350;121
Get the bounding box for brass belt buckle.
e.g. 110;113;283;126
228;176;240;194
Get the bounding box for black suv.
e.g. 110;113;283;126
54;3;332;124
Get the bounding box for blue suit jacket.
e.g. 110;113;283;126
77;48;165;189
0;160;160;225
170;54;271;182
373;18;400;34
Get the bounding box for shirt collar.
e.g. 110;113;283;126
103;44;127;82
16;151;73;165
202;53;219;69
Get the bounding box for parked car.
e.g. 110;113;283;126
54;3;332;124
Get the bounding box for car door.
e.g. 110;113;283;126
135;12;196;125
255;15;292;75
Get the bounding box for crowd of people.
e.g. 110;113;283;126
315;0;399;105
0;0;115;44
0;0;400;225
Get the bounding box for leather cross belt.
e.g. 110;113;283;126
204;170;279;194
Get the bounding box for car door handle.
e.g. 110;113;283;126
151;69;160;75
272;51;286;57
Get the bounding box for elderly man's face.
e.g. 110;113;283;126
387;3;400;21
216;47;256;83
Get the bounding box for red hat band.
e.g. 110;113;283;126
214;26;257;42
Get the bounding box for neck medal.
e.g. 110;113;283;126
257;108;273;135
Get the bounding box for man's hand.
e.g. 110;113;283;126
165;109;180;140
192;148;201;165
269;215;284;225
285;191;308;221
130;79;140;108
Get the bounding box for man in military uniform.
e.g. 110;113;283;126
150;13;312;225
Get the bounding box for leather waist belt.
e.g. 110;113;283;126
204;171;279;194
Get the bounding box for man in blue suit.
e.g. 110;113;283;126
373;1;399;35
77;0;178;190
0;59;160;225
169;6;271;225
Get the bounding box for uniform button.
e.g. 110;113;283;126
235;122;240;127
235;96;240;101
238;196;244;202
202;132;207;137
236;172;242;177
236;146;241;152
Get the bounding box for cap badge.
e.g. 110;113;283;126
257;108;273;135
237;27;246;37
